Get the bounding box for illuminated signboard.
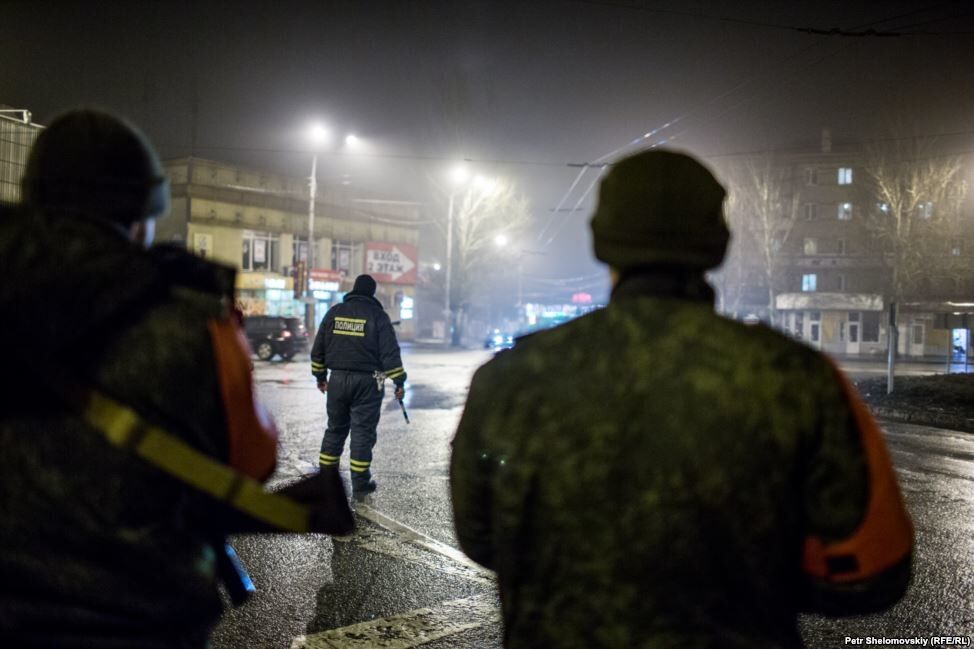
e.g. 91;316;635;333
364;242;418;284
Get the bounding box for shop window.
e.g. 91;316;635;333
809;311;821;322
837;167;853;185
801;273;817;292
862;312;880;342
241;230;280;272
794;313;804;339
912;324;924;345
848;311;860;323
293;236;309;264
331;240;357;273
837;202;853;220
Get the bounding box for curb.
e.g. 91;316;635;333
867;405;974;434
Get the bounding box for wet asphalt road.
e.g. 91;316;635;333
212;347;974;648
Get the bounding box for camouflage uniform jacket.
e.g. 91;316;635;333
451;272;912;649
0;207;278;648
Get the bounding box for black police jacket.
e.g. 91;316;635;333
310;292;406;385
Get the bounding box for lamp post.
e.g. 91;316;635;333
444;165;470;343
305;124;330;333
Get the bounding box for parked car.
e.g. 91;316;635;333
243;316;309;361
484;329;514;351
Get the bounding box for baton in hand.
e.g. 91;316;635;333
397;398;410;424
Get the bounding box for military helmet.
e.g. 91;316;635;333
590;149;728;270
21;108;169;225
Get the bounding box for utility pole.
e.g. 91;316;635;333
306;153;318;335
887;301;897;394
444;192;455;344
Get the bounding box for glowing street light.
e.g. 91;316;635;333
494;234;509;247
474;174;498;195
309;123;331;147
450;165;470;185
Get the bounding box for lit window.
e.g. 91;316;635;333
917;202;934;219
877;202;890;213
837;203;853;220
838;167;853;185
803;238;818;255
801;274;817;292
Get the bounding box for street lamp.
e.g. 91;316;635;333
305;123;332;333
444;165;470;343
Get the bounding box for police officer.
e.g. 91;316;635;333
311;274;406;495
450;149;913;648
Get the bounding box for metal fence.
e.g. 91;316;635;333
0;112;41;203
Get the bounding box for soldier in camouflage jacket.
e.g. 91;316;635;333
450;150;913;648
0;110;281;648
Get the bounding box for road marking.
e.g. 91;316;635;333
289;594;499;649
346;503;495;585
353;503;494;581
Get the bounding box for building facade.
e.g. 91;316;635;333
713;130;974;363
0;108;41;203
159;157;420;339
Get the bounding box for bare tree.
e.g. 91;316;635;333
865;143;967;302
710;183;747;318
428;178;530;345
714;156;799;324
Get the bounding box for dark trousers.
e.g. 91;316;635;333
319;371;383;487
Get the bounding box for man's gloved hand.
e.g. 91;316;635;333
394;385;405;400
317;381;327;394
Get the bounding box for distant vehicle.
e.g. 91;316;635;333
484;329;514;351
244;316;309;361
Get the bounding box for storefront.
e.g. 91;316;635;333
308;269;344;328
775;292;886;356
235;272;299;317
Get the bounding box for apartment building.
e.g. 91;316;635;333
0;108;41;203
714;130;974;361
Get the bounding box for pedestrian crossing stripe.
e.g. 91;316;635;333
290;594;498;648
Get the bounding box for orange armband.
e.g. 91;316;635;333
209;317;279;482
802;365;913;583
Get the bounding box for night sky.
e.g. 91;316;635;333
3;0;973;298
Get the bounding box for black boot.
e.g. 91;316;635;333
352;479;377;495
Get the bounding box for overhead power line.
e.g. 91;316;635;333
568;0;974;35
